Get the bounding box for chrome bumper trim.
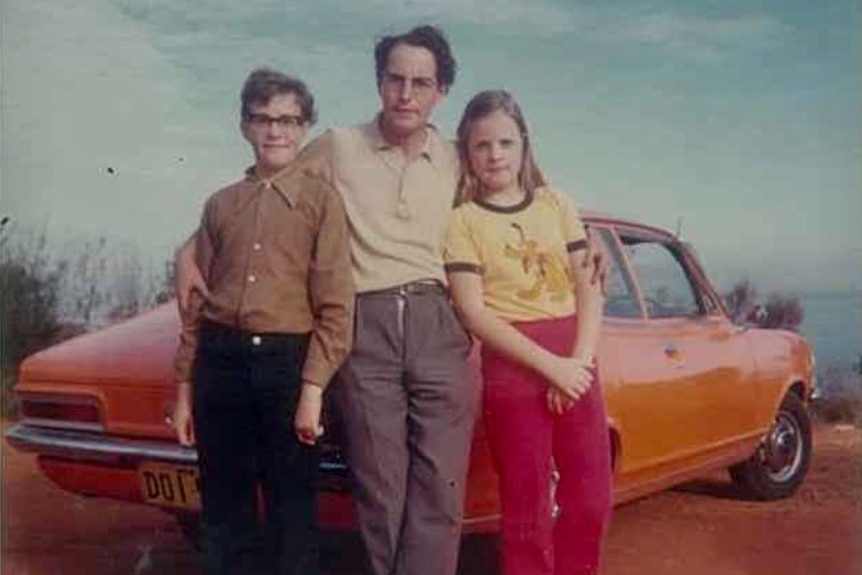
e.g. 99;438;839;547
5;423;198;465
4;423;351;479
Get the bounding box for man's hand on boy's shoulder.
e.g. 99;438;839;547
174;235;210;316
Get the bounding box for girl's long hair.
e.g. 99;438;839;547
455;90;546;205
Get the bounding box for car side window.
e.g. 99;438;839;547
622;239;702;319
595;228;643;319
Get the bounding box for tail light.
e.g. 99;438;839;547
20;395;102;431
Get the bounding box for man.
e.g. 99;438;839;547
298;25;477;575
171;68;354;575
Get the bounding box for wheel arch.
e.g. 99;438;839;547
787;380;806;401
608;421;622;475
772;378;810;417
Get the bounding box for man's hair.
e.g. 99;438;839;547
374;25;457;92
455;90;547;205
240;68;318;126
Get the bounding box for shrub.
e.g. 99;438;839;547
722;279;804;332
0;223;173;416
1;232;65;415
724;278;757;324
811;396;862;425
758;294;804;332
810;364;862;426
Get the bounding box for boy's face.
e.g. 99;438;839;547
241;92;308;175
378;43;444;140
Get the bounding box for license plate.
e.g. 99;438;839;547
139;463;201;511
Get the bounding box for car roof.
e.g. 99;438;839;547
581;209;678;242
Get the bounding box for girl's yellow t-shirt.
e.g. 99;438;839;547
443;186;588;322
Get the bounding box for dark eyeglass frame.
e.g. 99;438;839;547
244;113;307;130
381;72;439;96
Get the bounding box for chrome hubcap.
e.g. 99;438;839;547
759;410;803;483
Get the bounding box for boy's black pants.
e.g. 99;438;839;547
192;320;318;575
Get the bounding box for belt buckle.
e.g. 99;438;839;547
401;281;427;295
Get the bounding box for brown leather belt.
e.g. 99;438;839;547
360;279;448;297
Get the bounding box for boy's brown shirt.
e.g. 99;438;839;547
174;164;354;389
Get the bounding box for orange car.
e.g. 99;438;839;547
6;212;816;538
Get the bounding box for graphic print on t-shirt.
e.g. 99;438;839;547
503;222;573;303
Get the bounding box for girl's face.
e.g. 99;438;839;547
467;109;524;195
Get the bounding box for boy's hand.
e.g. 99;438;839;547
294;383;324;445
171;382;196;446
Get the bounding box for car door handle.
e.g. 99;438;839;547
664;343;681;359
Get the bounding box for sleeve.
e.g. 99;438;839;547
442;207;483;275
301;177;356;389
293;130;336;186
172;198;216;384
551;189;588;253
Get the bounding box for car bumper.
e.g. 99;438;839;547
5;422;351;484
5;423;495;532
5;422;198;465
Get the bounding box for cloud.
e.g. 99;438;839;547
1;0;383;259
347;0;578;32
2;0;240;255
327;1;790;62
107;1;791;72
587;10;791;62
113;0;372;103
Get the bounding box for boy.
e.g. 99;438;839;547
171;68;354;575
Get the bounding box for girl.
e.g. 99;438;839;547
443;90;612;575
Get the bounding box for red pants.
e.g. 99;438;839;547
482;316;612;575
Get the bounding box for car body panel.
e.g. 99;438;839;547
6;213;814;533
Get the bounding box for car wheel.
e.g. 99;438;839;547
174;513;202;551
729;392;812;500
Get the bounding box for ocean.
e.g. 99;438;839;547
797;290;862;396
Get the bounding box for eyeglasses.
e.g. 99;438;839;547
245;113;306;130
382;73;438;97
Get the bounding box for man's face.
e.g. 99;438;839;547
378;43;444;139
241;93;308;175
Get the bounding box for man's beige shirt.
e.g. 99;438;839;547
174;165;355;388
296;118;460;293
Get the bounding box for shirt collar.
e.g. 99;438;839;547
244;163;300;208
363;114;439;164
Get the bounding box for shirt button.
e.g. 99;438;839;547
252;242;262;251
251;335;262;346
248;274;256;283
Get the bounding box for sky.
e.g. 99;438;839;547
2;0;860;293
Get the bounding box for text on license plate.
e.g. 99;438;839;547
138;463;201;511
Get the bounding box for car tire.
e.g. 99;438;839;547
729;392;812;500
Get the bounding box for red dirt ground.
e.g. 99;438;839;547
2;422;860;575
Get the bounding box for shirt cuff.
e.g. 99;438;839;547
173;355;193;386
301;358;331;390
